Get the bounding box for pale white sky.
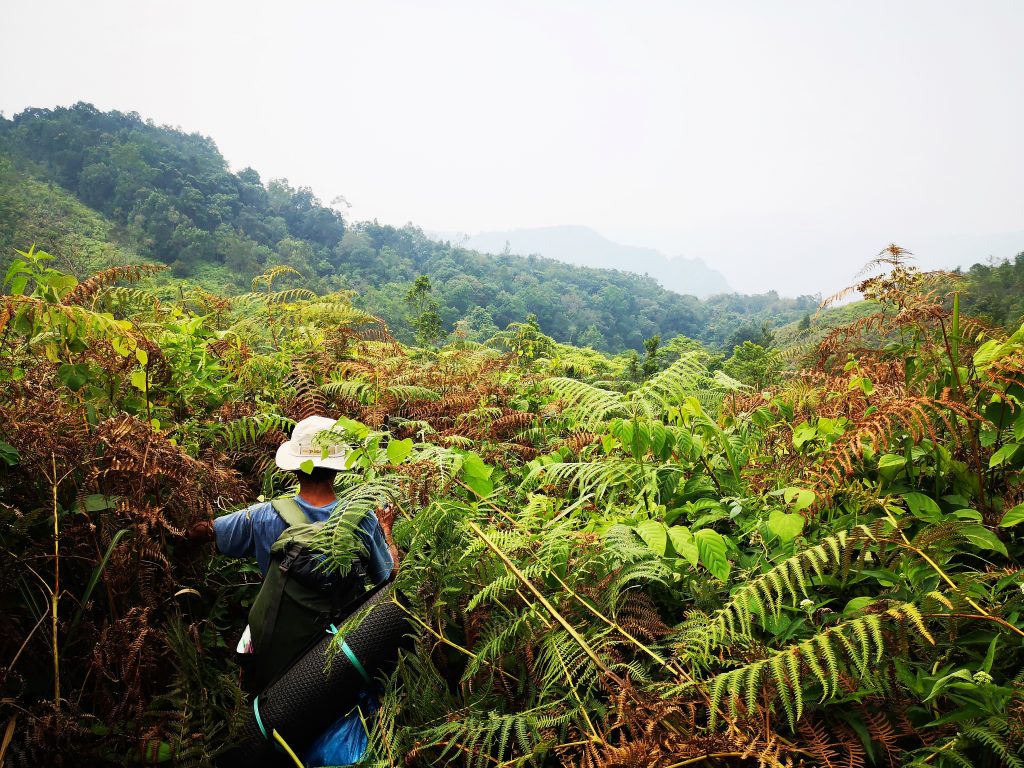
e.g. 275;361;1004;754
3;1;1022;295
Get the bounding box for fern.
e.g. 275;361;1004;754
313;476;401;575
214;413;294;451
707;603;934;730
710;523;890;643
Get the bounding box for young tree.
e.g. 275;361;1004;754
577;324;605;350
723;341;782;390
405;275;444;346
641;334;661;378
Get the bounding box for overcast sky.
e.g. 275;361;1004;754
3;1;1022;295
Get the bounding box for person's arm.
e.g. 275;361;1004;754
185;505;261;558
375;503;401;574
213;506;261;559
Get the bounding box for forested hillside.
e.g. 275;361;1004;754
0;103;820;352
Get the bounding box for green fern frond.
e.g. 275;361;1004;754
706;603;932;730
711;525;881;643
215;414;294;451
543;377;626;427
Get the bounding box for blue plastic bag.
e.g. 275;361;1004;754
302;690;378;767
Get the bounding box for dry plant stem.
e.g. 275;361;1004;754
890;515;1024;639
460;480;690;679
466;520;626;687
0;715;16;768
431;738;503;766
925;613;1024;637
463;483;740;734
2;611;49;684
937;313;988;511
664;752;746;767
391;597;521;684
920;735;958;764
549;636;604;744
543;566;691;683
50;452;60;710
698;455;725;497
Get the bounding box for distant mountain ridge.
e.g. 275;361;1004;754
458;225;731;298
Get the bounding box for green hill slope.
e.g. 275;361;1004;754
0;103;818;351
0;158;144;275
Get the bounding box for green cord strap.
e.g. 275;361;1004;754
253;696;286;753
253;695;269;740
342;640;371;685
327;624;372;685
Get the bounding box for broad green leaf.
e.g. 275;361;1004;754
84;494;114;512
695;528;730;582
959;524;1008;557
782;487;815;512
1000;503;1024;527
843;597;875;617
135;347;149;366
462;473;493;498
0;441;20;466
877;454;906;471
950;509;983;521
767;510;804;542
636;520;668;556
130;369;148;392
925;669;975;701
386;438;414;465
981;636;999;674
901;492;942;522
667;526;698;567
110;335;134;357
792;422;817;449
57;363;90;391
299;459;315;474
1015;412;1024;442
988;443;1020;468
9;274;28;296
984;401;1014;428
461;452;493;480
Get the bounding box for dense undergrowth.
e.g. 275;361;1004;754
1;245;1023;767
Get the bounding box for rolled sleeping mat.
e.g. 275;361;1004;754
220;585;413;768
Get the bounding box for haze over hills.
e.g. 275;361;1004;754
456;226;732;299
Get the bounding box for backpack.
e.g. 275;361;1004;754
241;498;375;694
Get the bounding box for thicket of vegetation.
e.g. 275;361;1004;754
0;103;822;352
2;242;1023;767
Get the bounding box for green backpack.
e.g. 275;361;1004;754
241;498;375;694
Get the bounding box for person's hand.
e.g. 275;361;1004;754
375;502;398;534
184;520;216;544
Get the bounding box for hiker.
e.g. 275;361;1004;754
185;414;398;688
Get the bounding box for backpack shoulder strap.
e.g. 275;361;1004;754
270;497;311;528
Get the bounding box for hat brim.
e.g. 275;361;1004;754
275;440;350;472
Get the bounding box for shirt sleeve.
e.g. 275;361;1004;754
213;503;264;560
357;512;395;585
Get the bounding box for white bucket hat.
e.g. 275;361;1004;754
275;415;350;472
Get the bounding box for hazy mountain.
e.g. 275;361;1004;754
458;225;732;298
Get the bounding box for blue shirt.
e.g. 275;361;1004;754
213;496;394;582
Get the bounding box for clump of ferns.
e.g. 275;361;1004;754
542;352;740;431
381;499;685;764
144;616;247;767
675;521;942;734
